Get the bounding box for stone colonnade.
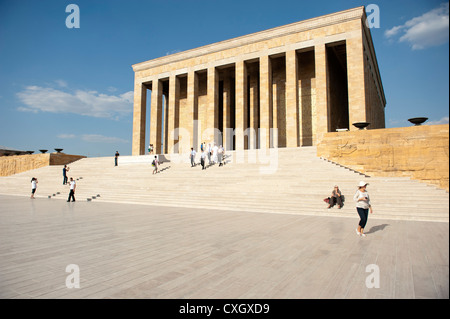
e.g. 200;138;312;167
132;6;386;155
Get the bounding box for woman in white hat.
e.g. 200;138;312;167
353;181;373;237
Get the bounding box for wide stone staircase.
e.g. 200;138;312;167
0;147;448;222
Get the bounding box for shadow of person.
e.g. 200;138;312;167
159;166;171;173
365;224;389;234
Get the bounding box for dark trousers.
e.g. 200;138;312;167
68;190;75;202
201;158;206;170
63;175;68;185
330;195;342;207
357;207;369;228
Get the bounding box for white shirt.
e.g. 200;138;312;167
353;190;371;209
31;181;36;189
70;180;76;190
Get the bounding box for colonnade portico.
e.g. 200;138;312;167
131;6;386;156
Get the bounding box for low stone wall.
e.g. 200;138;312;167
317;124;449;191
0;153;86;177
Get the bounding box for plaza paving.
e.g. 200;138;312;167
0;194;448;299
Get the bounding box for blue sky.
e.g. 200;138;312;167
0;0;448;157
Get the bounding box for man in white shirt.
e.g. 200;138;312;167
207;143;212;165
67;177;76;202
212;144;218;164
190;148;196;167
200;150;207;170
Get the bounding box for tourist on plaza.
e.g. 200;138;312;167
190;147;197;167
63;165;70;185
212;143;218;164
218;145;224;166
152;156;159;174
30;177;38;199
115;151;120;166
207;143;212;165
353;181;373;237
67;177;76;202
327;185;343;209
200;149;207;170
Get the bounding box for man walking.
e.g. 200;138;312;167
152;156;159;175
200;150;207;170
67;177;76;202
190;147;196;167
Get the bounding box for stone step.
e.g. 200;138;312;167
1;146;448;222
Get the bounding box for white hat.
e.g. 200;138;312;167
358;181;368;187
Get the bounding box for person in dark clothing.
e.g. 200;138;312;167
115;151;120;166
63;165;70;185
328;185;343;209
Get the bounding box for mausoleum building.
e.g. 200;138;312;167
131;6;386;155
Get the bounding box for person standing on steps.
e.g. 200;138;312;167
67;177;76;202
190;147;196;167
63;165;70;185
115;151;120;166
353;181;373;237
218;145;224;166
207;143;212;165
31;177;38;199
200;149;207;170
152;156;159;174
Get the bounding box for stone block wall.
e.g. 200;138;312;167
0;153;86;177
317;124;449;191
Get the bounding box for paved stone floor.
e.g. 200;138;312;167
0;195;448;299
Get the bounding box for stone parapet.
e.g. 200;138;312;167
317;124;449;191
0;153;86;177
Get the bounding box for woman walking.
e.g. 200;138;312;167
353;181;373;237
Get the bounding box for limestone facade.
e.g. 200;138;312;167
0;153;86;177
131;6;386;155
317;124;450;191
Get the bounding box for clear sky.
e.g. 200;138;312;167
0;0;448;157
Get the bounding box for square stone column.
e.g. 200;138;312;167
132;81;147;155
285;50;299;148
180;70;197;154
222;74;232;150
206;66;219;145
249;73;259;149
235;60;248;151
167;75;179;154
347;31;367;130
150;79;163;154
314;44;329;145
259;55;273;149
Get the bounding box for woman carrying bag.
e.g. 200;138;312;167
353;181;373;237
